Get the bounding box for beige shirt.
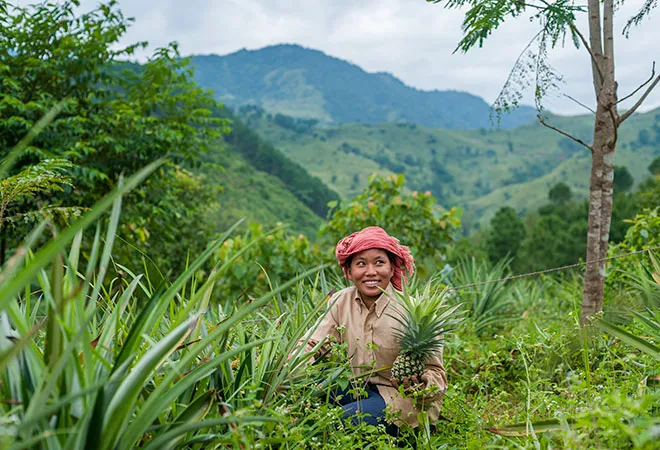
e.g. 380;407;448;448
299;284;447;427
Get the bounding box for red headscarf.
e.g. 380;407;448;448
335;226;415;290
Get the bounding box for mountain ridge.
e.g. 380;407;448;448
190;43;538;129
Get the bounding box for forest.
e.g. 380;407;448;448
0;1;659;449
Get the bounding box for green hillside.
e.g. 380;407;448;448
107;62;335;236
207;147;323;238
216;107;340;218
237;105;660;229
190;44;536;129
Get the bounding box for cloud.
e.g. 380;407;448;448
14;0;660;115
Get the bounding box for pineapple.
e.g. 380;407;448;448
389;280;463;384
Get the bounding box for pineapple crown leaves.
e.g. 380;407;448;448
387;280;465;360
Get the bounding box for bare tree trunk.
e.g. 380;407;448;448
587;0;603;96
581;0;618;324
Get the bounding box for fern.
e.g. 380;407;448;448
0;159;73;228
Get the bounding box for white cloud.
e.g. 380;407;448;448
13;0;660;115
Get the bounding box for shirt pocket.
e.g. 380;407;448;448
371;321;400;376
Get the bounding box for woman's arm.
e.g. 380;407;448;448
423;347;448;392
290;294;343;359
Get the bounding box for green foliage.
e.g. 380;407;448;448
485;206;525;264
636;174;660;211
0;158;77;230
548;181;572;205
1;160;659;448
649;156;660;175
389;280;464;362
618;208;660;252
517;201;587;272
213;223;327;301
118;162;221;276
565;390;660;449
614;165;635;194
0;146;338;447
319;174;462;275
0;0;232;274
451;257;514;335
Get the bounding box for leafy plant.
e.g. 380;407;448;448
451;256;514;335
389;280;465;383
319;173;461;276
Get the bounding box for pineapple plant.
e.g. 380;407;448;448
389;280;464;384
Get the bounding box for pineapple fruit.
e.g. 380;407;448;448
389;280;463;384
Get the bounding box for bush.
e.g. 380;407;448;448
319;174;462;276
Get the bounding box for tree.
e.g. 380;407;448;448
549;182;572;205
1;1;229;272
613;166;634;193
427;0;659;324
649;156;660;176
0;158;79;264
485;206;526;264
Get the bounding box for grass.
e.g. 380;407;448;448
2;214;658;448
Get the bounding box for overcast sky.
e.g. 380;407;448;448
21;0;660;116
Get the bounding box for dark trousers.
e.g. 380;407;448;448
334;384;399;436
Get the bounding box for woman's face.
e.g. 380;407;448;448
346;248;394;304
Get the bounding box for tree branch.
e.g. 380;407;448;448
537;115;593;152
618;62;656;104
563;93;596;114
618;74;660;125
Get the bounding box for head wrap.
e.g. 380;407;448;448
335;226;415;290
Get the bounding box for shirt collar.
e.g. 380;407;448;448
352;284;394;318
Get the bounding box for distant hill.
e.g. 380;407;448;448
216;107;340;219
237;105;660;229
190;44;537;129
200;108;338;237
206;147;324;238
111;61;337;237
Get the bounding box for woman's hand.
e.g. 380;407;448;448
390;374;429;392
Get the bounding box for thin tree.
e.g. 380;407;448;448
427;0;659;324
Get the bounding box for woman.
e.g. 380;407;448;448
296;226;447;433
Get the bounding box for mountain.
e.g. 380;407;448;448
236;105;660;229
190;44;537;130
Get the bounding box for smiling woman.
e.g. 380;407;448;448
344;248;395;306
293;226;448;435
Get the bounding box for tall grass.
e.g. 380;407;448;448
451;257;514;335
0;197;339;448
0;128;344;447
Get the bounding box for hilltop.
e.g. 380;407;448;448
190;44;537;129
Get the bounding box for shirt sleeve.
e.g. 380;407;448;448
414;346;448;408
424;347;448;391
292;293;342;358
